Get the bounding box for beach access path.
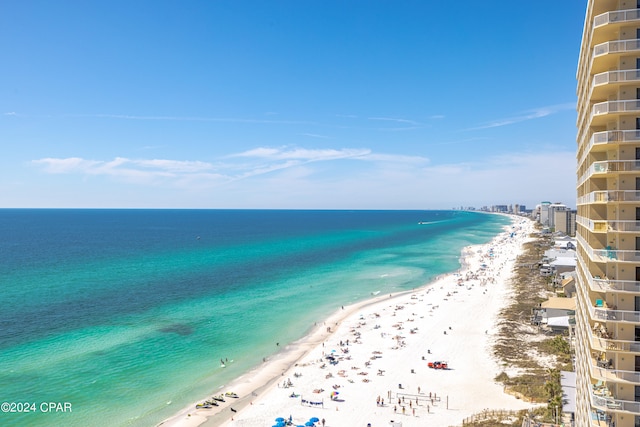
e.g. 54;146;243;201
161;216;537;427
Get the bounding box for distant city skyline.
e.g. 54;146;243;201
0;1;584;209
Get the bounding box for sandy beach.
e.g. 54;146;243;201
160;216;536;427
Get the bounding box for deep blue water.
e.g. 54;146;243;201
0;209;510;426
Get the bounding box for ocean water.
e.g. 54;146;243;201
0;209;511;427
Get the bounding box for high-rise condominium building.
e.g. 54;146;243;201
576;2;640;426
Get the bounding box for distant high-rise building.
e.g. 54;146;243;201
575;2;640;426
554;209;576;237
539;201;552;226
548;203;569;229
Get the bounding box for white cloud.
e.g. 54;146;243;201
28;147;574;209
32;157;220;184
62;113;314;125
469;102;576;130
32;157;102;173
231;147;371;161
300;133;330;139
368;117;420;125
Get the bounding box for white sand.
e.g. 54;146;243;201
161;216;536;427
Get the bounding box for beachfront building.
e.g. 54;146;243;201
555;209;577;237
539;201;552;227
575;1;640;426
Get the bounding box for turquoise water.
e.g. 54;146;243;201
0;209;510;426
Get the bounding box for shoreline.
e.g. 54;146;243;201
160;287;419;427
160;215;535;427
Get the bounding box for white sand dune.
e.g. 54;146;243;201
161;216;536;427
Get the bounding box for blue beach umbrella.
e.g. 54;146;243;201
305;422;314;426
276;418;285;422
310;417;320;423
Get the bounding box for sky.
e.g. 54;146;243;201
0;1;586;209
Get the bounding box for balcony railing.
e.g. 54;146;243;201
593;306;640;322
577;253;640;295
576;215;602;232
577;190;640;205
606;221;640;233
577;160;640;187
591;100;640;121
592;276;640;293
594;38;640;58
577;233;640;264
591;365;640;383
594;9;640;27
593;69;640;87
593;160;640;173
588;325;640;353
592;392;640;413
577;276;640;323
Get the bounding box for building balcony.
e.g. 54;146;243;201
591;392;640;414
577;190;640;205
579;255;640;293
576;214;640;235
593;160;640;173
591;275;640;293
588;324;640;353
590;100;640;125
577;160;640;186
578;130;640;169
593;69;640;88
592;306;640;323
590;361;640;384
594;9;640;28
590;39;640;77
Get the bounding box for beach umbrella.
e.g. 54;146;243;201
310;417;320;423
305;422;314;426
276;418;285;422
